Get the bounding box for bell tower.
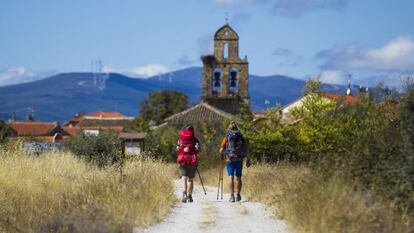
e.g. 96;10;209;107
201;23;249;115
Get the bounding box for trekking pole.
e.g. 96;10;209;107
218;152;224;200
196;168;207;195
216;159;221;200
217;154;224;200
220;162;224;200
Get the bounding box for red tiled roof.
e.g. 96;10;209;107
64;112;85;126
322;93;359;106
62;127;82;136
9;122;57;136
87;111;126;118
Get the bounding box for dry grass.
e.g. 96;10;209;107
202;162;412;233
241;163;413;233
0;146;176;233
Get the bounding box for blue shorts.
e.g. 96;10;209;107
226;161;243;177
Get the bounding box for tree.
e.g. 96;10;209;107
140;90;188;125
126;90;188;132
0;120;14;144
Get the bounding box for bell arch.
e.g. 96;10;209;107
212;68;222;94
229;68;238;94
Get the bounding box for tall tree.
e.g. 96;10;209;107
126;90;188;132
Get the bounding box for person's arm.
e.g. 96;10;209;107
219;137;227;154
195;138;201;152
176;140;180;151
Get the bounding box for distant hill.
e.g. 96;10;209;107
0;67;353;122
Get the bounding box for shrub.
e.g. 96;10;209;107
63;132;122;167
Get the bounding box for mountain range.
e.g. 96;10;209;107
0;67;351;122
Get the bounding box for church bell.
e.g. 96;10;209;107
230;71;237;87
214;72;221;87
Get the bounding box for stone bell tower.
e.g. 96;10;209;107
201;23;249;115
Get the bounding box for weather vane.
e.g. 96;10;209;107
225;12;229;24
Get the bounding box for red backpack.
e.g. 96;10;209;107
177;129;198;166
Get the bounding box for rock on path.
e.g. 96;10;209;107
139;180;293;233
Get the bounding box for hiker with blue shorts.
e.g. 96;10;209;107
219;122;250;202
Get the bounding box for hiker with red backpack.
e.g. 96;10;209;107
176;125;201;203
219;121;250;202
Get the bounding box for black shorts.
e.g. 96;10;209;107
179;165;197;179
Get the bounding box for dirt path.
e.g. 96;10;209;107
139;180;293;233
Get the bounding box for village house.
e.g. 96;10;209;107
7;111;146;155
63;111;134;136
280;90;360;123
8;121;69;143
64;111;134;127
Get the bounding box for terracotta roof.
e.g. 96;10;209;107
64;112;85;125
77;118;132;127
9;122;58;136
87;111;126;118
322;93;359;106
119;132;147;140
62;127;82;136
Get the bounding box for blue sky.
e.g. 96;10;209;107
1;0;413;87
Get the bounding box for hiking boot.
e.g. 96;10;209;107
182;192;187;203
236;194;242;202
229;194;235;203
187;195;193;203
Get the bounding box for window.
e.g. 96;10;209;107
229;68;238;94
212;68;222;93
223;43;229;59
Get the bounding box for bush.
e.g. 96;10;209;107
0;120;14;144
63;132;122;167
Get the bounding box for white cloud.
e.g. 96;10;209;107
0;67;57;87
0;67;35;87
103;64;172;78
317;36;414;72
355;72;411;88
319;70;349;85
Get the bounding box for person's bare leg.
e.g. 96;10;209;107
182;176;188;193
229;175;235;202
236;177;242;195
187;178;194;195
229;176;235;195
